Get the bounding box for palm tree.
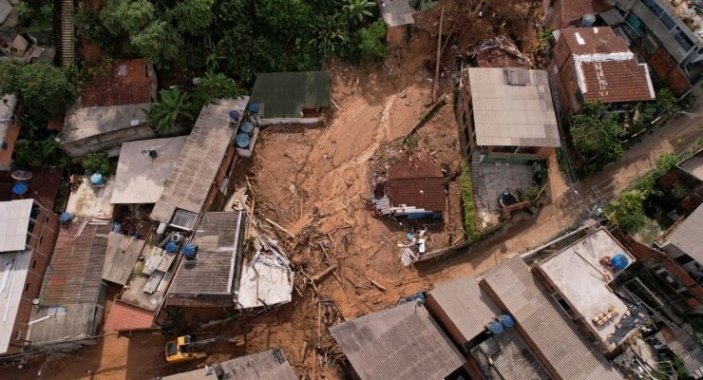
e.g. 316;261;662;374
309;15;350;58
148;87;193;134
343;0;376;23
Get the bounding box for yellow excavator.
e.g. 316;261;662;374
165;335;236;364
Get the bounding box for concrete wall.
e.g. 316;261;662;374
61;124;156;158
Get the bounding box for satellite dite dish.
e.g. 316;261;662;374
32;298;40;305
11;170;32;181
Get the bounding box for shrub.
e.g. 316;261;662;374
82;152;112;175
606;189;648;233
459;163;478;241
357;20;387;61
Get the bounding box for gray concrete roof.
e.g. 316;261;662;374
678;149;703;182
161;349;297;380
664;203;703;264
0;199;33;253
481;257;623;380
330;302;464;380
468;67;561;148
111;136;187;204
60;103;150;143
151;97;249;226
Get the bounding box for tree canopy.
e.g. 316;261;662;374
571;102;624;175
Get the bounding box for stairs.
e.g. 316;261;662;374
470;151;483;200
59;0;75;67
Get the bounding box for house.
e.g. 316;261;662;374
552;27;656;118
151;97;249;231
0;94;17;171
58;59;158;158
533;228;640;356
249;72;330;126
544;0;612;29
26;221;110;351
456;67;561;161
110;136;187;205
480;256;623;380
166;211;247;308
0;199;59;354
159;348;297;380
371;155;445;219
658;203;703;282
678;148;703;182
329;302;467;380
608;0;703;96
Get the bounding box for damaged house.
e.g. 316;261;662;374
371;154;445;220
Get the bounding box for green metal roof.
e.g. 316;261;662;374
250;71;331;119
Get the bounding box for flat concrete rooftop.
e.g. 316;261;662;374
66;176;114;219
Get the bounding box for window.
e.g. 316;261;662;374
1;142;6;150
674;29;694;52
32;260;36;269
642;0;663;16
39;236;44;245
675;254;695;266
556;297;572;312
660;13;676;30
170;209;198;230
24;283;29;292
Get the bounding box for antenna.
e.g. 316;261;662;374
141;149;158;160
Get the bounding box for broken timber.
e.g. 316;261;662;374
402;94;447;143
264;217;295;239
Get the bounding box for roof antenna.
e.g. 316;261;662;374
142;149;158;160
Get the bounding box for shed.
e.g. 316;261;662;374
250;71;330;125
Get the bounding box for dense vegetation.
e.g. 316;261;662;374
459;163;478;241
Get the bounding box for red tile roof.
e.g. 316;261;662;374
40;222;109;304
560;0;611;25
80;59;154;107
103;300;154;332
580;60;655;103
387;156;445;212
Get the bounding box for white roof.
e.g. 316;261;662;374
110;136;187;204
0;94;17;146
468;68;561;148
237;239;294;309
0;199;33;253
0;249;31;353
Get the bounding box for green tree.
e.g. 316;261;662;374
148;87;193;133
571;103;624;174
168;0;214;36
81;152;112;174
310;14;350;58
606;189;648;233
16;63;78;119
357;20;387;61
100;0;155;35
130;21;184;68
0;60;21;94
342;0;376;23
191;72;242;114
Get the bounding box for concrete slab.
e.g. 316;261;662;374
475;161;534;227
66;176;114;219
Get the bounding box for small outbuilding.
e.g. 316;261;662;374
250;71;330;126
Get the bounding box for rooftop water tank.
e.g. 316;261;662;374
488;321;504;335
235;133;250;148
59;212;72;224
610;253;630;271
12;182;27;196
499;314;515;328
165;241;178;253
582;13;596;27
240;121;254;134
248;102;259;113
182;244;198;260
228;110;240;121
90;173;104;186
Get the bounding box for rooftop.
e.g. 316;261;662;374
467;67;561;148
236;237;294;309
119;245;176;311
386;155;445;212
102;233;147;286
151;97;249;228
472;328;550;380
537;228;637;351
427;276;501;343
161;349;297;380
27;303;102;345
0;199;33;253
558;27;655;104
39;221;110;305
60;103;151;144
559;0;612;25
250;72;330;119
663;203;703;264
167;212;246;307
678;149;703;182
480;257;622;380
110;136;188;204
330;302;465;380
65;176;115;219
79;59;154;107
103;300;154;332
0;249;31;353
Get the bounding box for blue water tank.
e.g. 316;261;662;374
113;222;121;233
499;314;515;328
228;110;240;121
488;321;504;335
165;241;178;253
240;121;254;134
59;212;72;224
182;244;198;260
611;253;630;271
235;133;250;148
12;182;27;196
248;102;259;113
90;173;104;186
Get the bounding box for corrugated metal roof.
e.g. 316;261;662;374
380;0;416;26
664;204;703;264
0;199;33;253
468;68;561;148
480;257;622;380
167;212;246;306
79;59;154;107
330;302;465;380
151;97;249;225
250;72;330;119
102;233;146;285
27;302;101;345
0;249;31;353
40;222;109;305
428;276;501;343
111;136;188;204
656;326;703;378
161;349;297;380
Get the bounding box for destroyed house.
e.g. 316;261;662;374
151;97;249;230
330;302;466;380
480;257;623;380
160;348;297;380
27;221;110;350
59;59;158;158
534;228;640;356
0;199;59;354
250;71;330;126
552;27;655;117
0;94;17;171
457;67;561;161
166;211;247;307
372;155;445;219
